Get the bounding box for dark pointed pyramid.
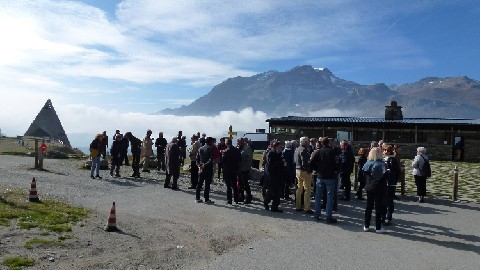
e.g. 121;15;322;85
24;99;71;147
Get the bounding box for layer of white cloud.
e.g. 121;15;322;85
1;99;270;148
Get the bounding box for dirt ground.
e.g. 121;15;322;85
0;156;269;270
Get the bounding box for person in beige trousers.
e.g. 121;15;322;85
294;137;313;214
141;130;153;172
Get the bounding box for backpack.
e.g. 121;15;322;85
420;155;432;178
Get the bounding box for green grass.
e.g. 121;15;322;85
1;256;35;270
0;188;89;232
58;234;74;241
0;185;90;232
401;160;480;202
23;238;65;249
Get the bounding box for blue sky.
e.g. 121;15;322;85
0;0;479;147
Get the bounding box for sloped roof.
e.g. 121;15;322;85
267;116;480;125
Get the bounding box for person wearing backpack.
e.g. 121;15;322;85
412;147;430;203
362;147;388;233
382;145;401;225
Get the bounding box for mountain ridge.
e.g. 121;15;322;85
160;65;480;118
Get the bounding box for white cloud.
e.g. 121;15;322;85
56;105;269;147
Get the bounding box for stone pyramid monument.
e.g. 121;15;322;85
24;99;71;147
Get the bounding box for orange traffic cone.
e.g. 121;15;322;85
105;202;119;232
28;177;40;202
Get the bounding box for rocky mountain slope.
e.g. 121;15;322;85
160;65;480;118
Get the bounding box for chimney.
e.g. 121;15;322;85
385;101;403;120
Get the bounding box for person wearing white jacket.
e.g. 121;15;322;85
412;147;429;203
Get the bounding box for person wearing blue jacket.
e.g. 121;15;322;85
363;147;388;233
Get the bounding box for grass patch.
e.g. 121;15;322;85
0;186;90;233
0;217;10;226
58;234;74;241
23;238;64;249
1;256;35;270
401;160;480;202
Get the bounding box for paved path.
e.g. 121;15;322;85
0;156;479;269
198;197;480;270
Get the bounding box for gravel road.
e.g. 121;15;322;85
1;155;479;270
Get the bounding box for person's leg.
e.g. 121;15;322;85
364;191;374;228
303;171;312;211
325;179;335;219
115;162;120;176
321;183;327;208
160;153;165;171
225;174;233;203
195;173;205;201
190;161;198;188
90;157;96;177
420;177;427;198
95;156;100;177
164;173;171;188
217;162;222;179
333;176;339;210
124;153;129;166
314;178;322;219
271;185;281;211
374;191;384;230
142;155;149;171
243;170;252;202
357;176;365;199
237;174;245;202
110;158;115;176
295;170;304;210
387;186;395;221
172;172;179;189
204;174;212;201
264;186;273;210
343;173;351;200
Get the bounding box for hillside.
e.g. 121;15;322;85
160;65;480;118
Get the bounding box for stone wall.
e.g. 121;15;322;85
352;142;452;161
464;139;480;162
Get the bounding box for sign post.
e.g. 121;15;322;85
38;142;47;170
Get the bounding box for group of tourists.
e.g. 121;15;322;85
89;130;255;205
89;131;431;233
261;137;430;233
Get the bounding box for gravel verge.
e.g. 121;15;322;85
0;156;269;269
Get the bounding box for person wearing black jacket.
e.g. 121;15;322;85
382;145;401;225
121;133;130;166
110;134;123;177
195;137;215;204
165;137;181;189
222;139;241;205
310;137;338;224
125;132;142;178
263;141;284;212
339;140;355;201
356;148;368;200
155;132;168;171
100;131;108;159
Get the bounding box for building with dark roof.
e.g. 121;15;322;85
267;102;480;161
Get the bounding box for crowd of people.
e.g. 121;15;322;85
89;131;432;233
